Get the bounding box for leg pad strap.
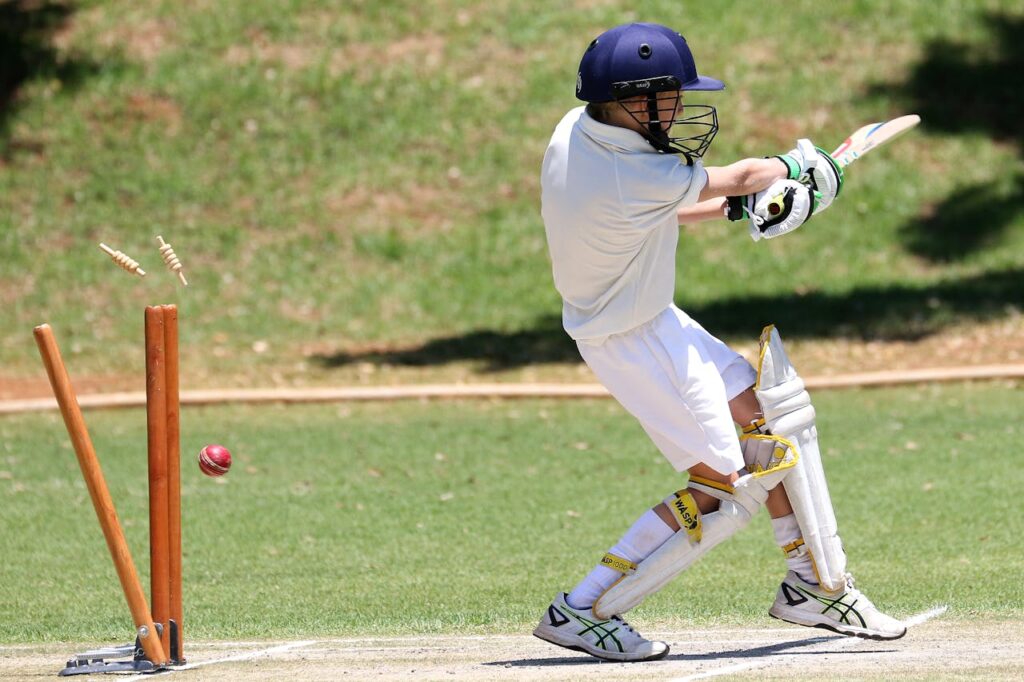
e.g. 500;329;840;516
600;553;637;574
663;490;703;542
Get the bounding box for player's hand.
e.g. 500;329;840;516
726;178;815;242
773;139;844;212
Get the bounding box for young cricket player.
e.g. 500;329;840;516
534;22;906;662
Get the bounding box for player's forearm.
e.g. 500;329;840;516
698;158;788;202
677;197;729;224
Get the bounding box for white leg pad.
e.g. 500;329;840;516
754;325;847;593
592;475;770;620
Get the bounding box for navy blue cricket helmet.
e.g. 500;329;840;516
576;23;723;161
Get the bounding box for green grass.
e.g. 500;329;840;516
2;1;1023;383
1;382;1021;643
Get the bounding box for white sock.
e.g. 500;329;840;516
771;513;817;584
566;509;675;609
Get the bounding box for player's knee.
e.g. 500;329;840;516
728;386;762;426
686;487;723;514
656;484;724;528
652;501;681;531
684;466;742;514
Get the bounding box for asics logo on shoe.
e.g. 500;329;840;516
781;583;809;606
791;583;867;628
575;618;624;653
560;604;626;653
547;605;570;627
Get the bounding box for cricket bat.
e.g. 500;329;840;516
831;114;920;168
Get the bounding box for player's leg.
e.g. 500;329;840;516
587;436;792;620
534;306;745;660
728;386;824;581
747;326;906;639
534;459;753;661
571;321;904;639
534;306;767;660
532;502;674;662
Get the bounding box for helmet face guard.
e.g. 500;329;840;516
611;75;719;162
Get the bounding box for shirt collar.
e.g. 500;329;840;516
578;107;658;154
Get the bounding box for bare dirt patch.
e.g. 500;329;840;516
222;31;447;79
125;92;183;134
2;619;1021;681
61;8;176;64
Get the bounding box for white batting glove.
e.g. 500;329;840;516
727;179;816;242
774;139;844;212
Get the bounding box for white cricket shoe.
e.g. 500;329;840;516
769;571;907;640
533;592;669;662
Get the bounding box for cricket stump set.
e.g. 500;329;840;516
35;305;186;676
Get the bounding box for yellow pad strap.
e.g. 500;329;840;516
668;490;703;543
688;475;734;495
782;537;806;557
742;418;767;435
600;553;637;575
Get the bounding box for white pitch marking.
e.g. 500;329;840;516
176;639;319;670
902;604;948;627
125;640;319;678
668;605;948;682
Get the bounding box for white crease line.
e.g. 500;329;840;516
668;605;949;682
125;640;319;678
176;639;319;671
902;605;948;627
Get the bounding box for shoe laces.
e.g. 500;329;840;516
612;615;636;634
841;572;881;609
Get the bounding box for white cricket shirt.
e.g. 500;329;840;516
541;107;707;342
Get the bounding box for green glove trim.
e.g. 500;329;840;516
772;154;801;180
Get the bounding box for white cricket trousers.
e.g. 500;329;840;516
577;304;757;474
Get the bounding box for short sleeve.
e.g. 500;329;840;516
616;155;707;227
676;160;707;208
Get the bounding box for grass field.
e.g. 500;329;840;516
2;1;1023;386
1;383;1021;645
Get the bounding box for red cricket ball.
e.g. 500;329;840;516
198;444;232;477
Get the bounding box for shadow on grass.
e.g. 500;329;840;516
0;0;98;146
313;267;1024;371
873;11;1024;262
900;175;1024;263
